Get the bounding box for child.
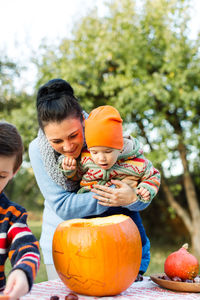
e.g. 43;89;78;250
0;122;40;299
61;105;160;202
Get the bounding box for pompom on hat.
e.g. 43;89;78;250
85;105;123;150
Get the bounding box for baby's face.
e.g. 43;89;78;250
89;146;121;170
0;155;16;193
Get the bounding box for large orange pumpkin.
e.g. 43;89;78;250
52;214;142;296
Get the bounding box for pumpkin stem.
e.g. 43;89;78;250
182;243;188;250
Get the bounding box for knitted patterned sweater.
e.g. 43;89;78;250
61;137;161;202
0;193;40;291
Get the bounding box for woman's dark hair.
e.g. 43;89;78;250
0;122;23;172
36;78;83;130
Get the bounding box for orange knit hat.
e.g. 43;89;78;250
85;105;123;150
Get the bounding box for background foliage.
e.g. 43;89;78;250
1;0;200;256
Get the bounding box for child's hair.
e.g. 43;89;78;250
36;78;83;130
0;122;23;172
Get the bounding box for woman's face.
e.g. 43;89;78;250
44;117;84;158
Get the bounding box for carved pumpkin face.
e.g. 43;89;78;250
52;214;142;296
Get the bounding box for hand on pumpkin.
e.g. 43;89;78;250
3;269;29;300
62;156;77;171
91;180;138;206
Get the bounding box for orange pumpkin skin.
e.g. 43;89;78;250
164;244;199;280
52;214;142;296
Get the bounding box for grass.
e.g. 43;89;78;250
146;242;177;276
5;218;178;283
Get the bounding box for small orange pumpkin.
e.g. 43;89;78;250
164;243;199;280
52;214;142;296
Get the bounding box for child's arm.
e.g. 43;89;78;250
29;138;108;220
136;157;161;202
136;186;151;201
121;175;138;188
4;208;40;298
4;269;29;299
121;176;151;201
58;154;79;179
91;158;160;211
62;156;77;171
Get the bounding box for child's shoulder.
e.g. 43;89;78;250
0;192;26;215
80;148;93;166
81;148;91;157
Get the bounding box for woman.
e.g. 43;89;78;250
29;79;151;280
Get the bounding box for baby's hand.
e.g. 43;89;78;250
62;156;77;171
137;187;150;201
3;269;29;300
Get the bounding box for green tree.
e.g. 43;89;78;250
34;0;200;257
0;56;42;210
0;56;38;154
0;56;20;115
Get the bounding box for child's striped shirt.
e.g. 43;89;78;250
0;192;40;291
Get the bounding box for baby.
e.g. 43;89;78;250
61;105;160;202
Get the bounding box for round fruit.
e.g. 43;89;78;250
52;214;142;296
65;292;78;300
164;243;199;280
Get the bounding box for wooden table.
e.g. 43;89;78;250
21;277;200;300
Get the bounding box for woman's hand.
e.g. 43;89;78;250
91;179;138;206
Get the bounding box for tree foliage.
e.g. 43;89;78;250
0;56;42;210
1;0;200;254
0;56;20;114
34;0;200;256
0;56;38;154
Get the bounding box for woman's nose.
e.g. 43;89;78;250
62;140;72;152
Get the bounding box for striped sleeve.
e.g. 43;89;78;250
137;157;161;202
7;210;40;290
